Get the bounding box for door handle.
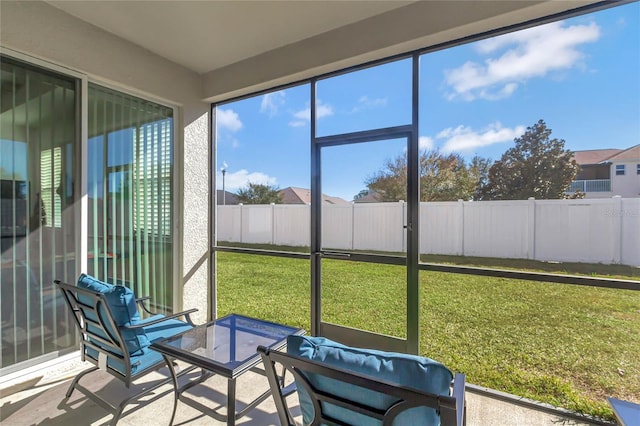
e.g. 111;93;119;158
320;251;352;259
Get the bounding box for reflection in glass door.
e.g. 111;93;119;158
0;57;77;370
87;84;174;313
313;134;417;352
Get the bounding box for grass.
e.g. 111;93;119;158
216;248;640;422
218;241;640;280
420;253;640;281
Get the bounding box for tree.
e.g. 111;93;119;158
468;155;493;201
236;182;282;204
353;189;370;201
420;151;476;201
365;155;407;202
365;150;490;202
479;119;580;200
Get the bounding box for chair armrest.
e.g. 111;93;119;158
135;296;156;316
452;372;466;426
123;308;198;329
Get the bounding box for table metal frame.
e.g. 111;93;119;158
150;313;304;426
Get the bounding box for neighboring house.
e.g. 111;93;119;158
571;145;640;198
216;190;238;205
353;189;382;203
278;187;349;205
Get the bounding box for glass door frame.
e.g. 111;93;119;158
311;66;420;353
0;51;84;374
1;48;182;375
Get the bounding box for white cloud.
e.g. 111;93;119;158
217;169;277;191
260;91;286;117
289;100;334;126
351;95;388;113
437;122;525;153
419;136;434;151
444;20;601;101
293;108;311;121
359;96;387;107
317;103;334;118
216;108;243;132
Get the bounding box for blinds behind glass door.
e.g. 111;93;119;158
87;84;174;312
0;58;77;370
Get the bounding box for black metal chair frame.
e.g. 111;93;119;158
258;345;466;426
56;279;202;425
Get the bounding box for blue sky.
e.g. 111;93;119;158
216;2;639;202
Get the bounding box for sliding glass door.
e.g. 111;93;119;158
0;60;177;372
87;84;175;313
0;58;78;370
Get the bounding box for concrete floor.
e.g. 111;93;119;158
0;355;606;426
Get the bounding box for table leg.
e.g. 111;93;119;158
162;354;180;426
227;378;236;426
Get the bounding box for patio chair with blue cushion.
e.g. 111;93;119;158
56;274;200;425
258;334;466;426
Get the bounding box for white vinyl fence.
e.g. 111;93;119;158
217;197;640;266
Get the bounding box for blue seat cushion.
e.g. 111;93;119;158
287;335;453;426
86;316;193;376
77;273;148;355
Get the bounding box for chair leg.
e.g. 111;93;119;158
65;366;99;398
163;354;180;426
111;403;127;426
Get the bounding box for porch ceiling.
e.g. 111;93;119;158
45;0;414;75
44;0;607;102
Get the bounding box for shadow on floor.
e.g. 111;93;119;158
0;365;301;426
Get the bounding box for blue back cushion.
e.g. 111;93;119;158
287;335;453;426
77;274;149;356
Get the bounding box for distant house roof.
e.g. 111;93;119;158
278;187;349;205
606;144;640;161
572;145;640;165
216;190;238;205
572;149;623;165
353;190;381;203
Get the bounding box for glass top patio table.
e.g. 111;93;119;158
150;313;304;426
151;313;304;378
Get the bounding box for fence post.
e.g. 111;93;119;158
401;200;406;253
528;197;536;260
239;203;243;243
307;202;311;247
271;203;276;245
458;199;464;256
351;201;355;251
613;196;622;264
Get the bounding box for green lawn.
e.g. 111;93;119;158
216;251;640;421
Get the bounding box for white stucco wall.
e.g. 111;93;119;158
1;0;211;322
611;161;640;198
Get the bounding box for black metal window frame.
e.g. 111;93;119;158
209;0;639;325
